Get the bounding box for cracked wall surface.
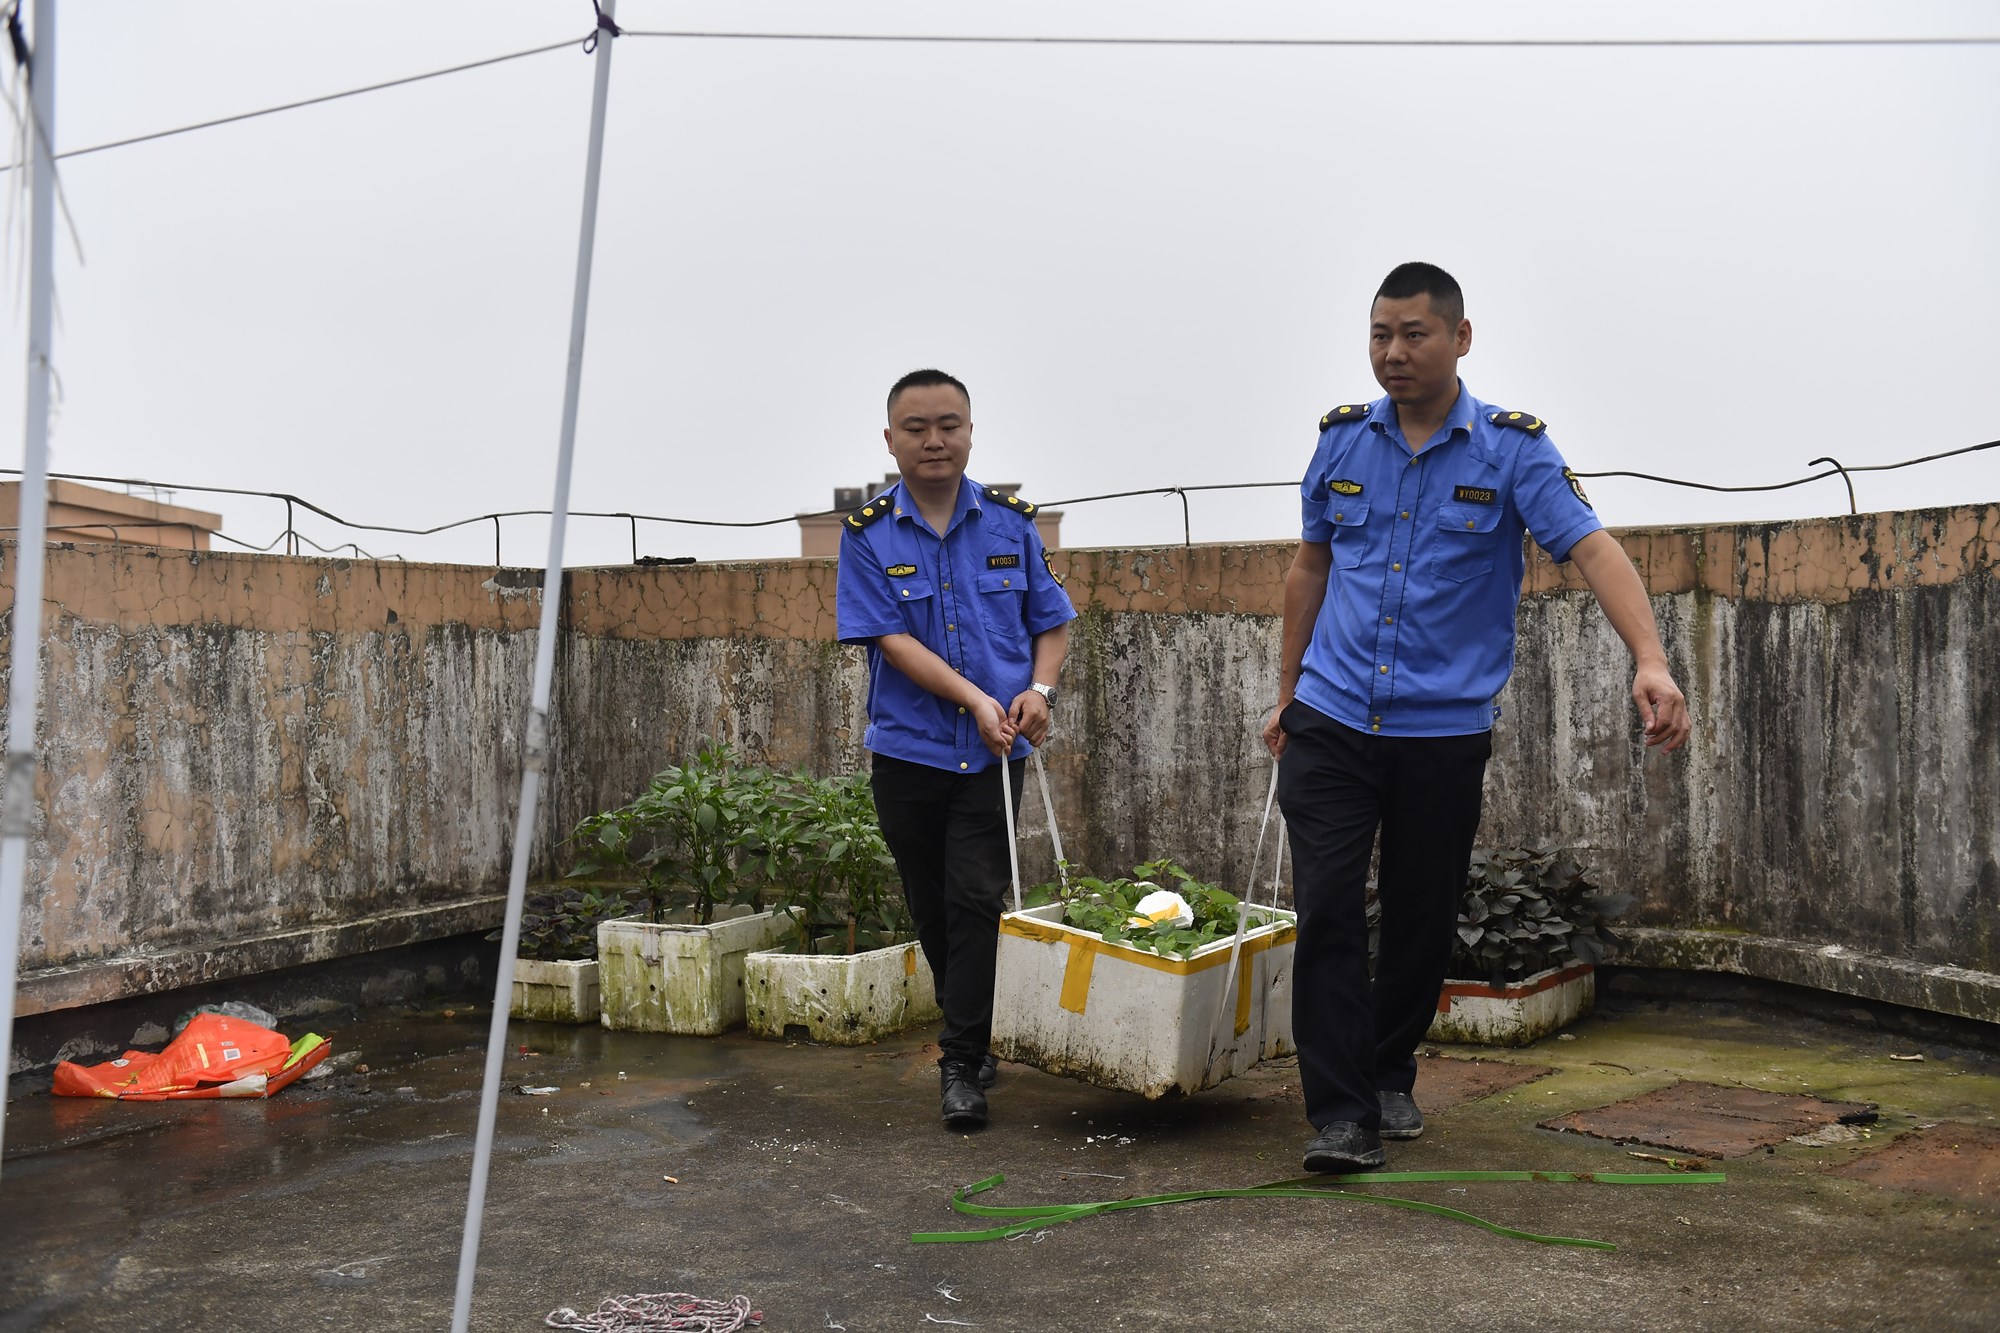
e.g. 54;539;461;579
3;502;1993;1016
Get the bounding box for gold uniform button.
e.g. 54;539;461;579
1372;715;1381;723
1003;578;1011;586
1466;519;1476;529
1371;723;1381;732
947;624;956;631
1392;562;1402;572
959;762;969;771
1401;510;1409;519
942;582;950;589
1385;616;1393;624
1334;512;1343;522
1379;665;1389;674
958;706;966;714
901;589;910;597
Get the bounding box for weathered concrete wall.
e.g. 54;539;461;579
5;504;1995;1029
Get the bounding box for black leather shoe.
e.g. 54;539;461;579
1302;1121;1386;1173
977;1053;999;1089
939;1060;989;1130
1378;1090;1424;1140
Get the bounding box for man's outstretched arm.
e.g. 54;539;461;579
1567;529;1691;751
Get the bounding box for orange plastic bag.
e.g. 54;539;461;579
53;1012;331;1100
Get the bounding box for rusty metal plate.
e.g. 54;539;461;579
1540;1080;1873;1157
1414;1051;1551;1110
1829;1122;2000;1210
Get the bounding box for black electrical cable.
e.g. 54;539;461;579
1;437;1989;541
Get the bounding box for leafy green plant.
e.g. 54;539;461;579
763;771;908;955
566;744;786;926
1367;846;1633;985
492;883;638;961
1024;858;1261;960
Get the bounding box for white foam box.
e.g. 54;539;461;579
1427;962;1596;1047
990;902;1297;1099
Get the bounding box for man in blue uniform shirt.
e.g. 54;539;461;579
836;368;1076;1130
1262;262;1692;1172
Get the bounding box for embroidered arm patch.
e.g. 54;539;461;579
1564;467;1592;508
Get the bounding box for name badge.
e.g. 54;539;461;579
885;564;917;577
986;554;1021;569
1453;485;1496;505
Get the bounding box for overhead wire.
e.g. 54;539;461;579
0;25;1992;174
620;30;2000;49
0;33;591;173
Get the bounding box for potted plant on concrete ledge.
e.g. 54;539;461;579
1421;847;1633;1046
743;772;940;1045
991;859;1298;1099
501;882;636;1024
580;744;795;1036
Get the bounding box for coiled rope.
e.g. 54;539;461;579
545;1292;761;1331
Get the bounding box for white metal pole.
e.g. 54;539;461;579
0;0;59;1176
451;9;616;1328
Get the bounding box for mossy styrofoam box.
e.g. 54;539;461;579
510;957;600;1024
991;903;1297;1099
1427;962;1595;1046
744;936;941;1045
597;910;793;1035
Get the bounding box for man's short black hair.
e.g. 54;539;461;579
887;368;971;419
1374;262;1464;327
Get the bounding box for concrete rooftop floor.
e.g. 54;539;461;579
3;978;1998;1332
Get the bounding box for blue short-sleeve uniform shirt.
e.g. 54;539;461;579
836;475;1077;773
1294;384;1601;737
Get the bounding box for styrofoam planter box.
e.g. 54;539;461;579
744;929;942;1045
1427;962;1595;1046
990;902;1298;1099
510;957;601;1024
598;909;793;1035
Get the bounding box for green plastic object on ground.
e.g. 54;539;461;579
911;1169;1727;1250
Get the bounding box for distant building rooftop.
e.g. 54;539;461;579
0;479;223;551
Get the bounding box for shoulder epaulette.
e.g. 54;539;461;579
1319;403;1370;431
843;493;896;531
1487;410;1547;438
985;486;1038;518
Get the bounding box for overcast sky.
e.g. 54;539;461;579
1;1;1994;567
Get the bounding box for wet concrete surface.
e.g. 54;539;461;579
3;989;1999;1332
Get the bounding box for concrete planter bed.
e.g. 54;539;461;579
509;957;601;1024
597;908;793;1035
990;902;1298;1099
744;928;941;1045
1427;962;1595;1046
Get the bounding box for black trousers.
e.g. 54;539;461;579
870;753;1027;1067
1276;701;1492;1131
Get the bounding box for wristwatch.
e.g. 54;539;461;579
1030;682;1058;707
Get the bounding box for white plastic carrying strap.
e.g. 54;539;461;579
1002;747;1065;913
1205;757;1286;1075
